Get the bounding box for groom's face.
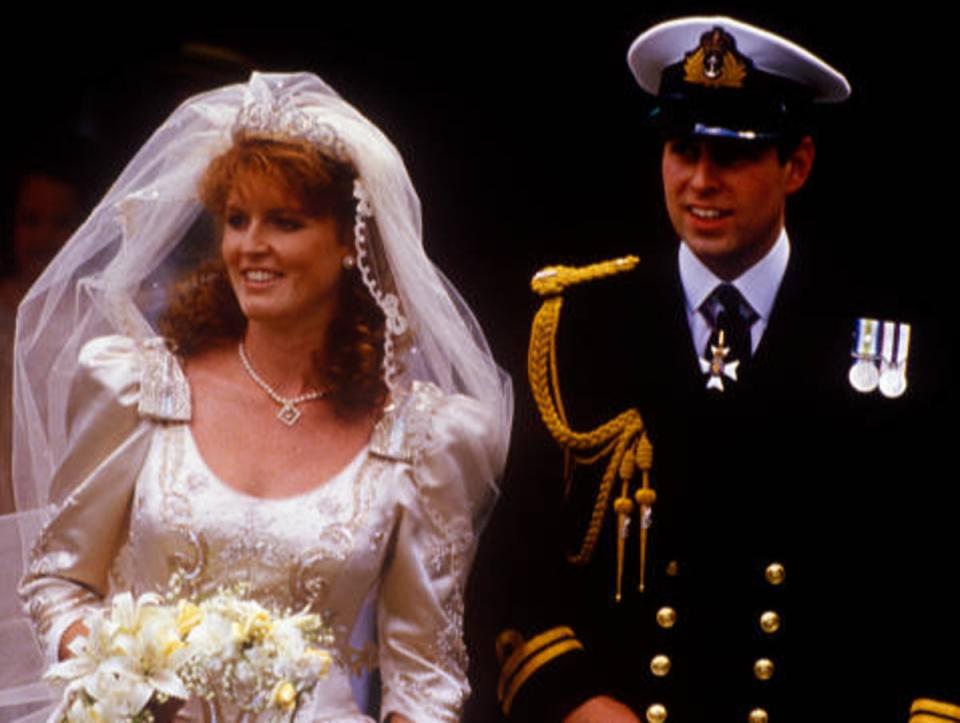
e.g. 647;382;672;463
661;135;814;279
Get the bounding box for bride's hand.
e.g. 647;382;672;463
58;619;90;660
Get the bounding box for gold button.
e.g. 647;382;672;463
764;562;785;585
646;703;667;723
666;560;679;577
759;611;781;634
656;606;677;629
753;658;774;681
650;654;671;677
748;708;769;723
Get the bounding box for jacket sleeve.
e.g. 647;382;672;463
473;418;610;723
468;270;646;723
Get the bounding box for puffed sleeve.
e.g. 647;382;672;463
18;335;187;665
377;385;500;723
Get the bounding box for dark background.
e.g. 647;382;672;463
4;5;948;380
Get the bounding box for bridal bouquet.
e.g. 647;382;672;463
46;586;334;722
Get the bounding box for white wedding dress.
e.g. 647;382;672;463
18;335;499;723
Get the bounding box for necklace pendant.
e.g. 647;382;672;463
239;342;326;427
277;403;302;426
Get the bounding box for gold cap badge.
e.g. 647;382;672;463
683;27;749;89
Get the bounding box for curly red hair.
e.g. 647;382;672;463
159;132;388;418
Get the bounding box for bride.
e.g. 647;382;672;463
5;72;511;722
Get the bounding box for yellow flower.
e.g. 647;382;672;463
232;610;273;643
304;648;333;676
270;681;297;711
176;601;204;637
245;610;274;641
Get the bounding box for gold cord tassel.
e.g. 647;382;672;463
613;487;635;602
633;435;655;592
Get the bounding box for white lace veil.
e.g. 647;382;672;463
0;71;512;718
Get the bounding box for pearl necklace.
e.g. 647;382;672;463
238;342;329;426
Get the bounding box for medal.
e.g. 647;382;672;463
878;321;910;399
848;359;879;393
699;330;739;392
849;318;880;393
878;363;906;398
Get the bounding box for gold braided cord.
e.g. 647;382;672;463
574;437;619;467
527;256;652;566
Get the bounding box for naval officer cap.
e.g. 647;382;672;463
628;16;851;141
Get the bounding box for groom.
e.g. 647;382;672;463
476;16;954;723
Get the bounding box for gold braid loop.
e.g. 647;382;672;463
527;256;653;571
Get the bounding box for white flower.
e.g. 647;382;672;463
83;663;154;718
298;648;333;679
108;592;164;634
137;605;190;673
267;618;307;661
184;609;237;660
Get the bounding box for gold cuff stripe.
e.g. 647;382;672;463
911;699;960;722
498;626;576;693
501;639;584;717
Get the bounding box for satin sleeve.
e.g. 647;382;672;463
17;335;169;665
377;390;500;723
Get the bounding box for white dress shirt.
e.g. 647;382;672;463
678;228;790;357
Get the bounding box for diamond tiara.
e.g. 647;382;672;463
233;98;350;162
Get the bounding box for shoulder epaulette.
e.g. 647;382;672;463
530;255;639;297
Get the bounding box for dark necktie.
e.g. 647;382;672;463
701;283;758;366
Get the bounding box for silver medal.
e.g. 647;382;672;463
879;362;907;398
848;359;880;393
849;318;881;394
877;322;910;399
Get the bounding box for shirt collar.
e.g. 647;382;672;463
678;228;790;321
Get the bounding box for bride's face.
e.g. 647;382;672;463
221;177;349;330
